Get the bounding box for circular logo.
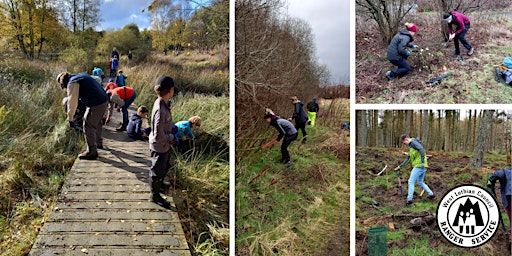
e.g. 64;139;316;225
436;184;500;248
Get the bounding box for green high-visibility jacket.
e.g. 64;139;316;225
399;138;428;168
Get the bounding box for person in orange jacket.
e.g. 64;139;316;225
109;86;137;131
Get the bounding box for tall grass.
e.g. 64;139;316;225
166;94;230;255
0;58;82;254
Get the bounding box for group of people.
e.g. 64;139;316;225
57;71;201;209
264;96;320;167
386;10;474;81
393;134;511;233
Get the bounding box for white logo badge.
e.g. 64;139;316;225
436;184;500;248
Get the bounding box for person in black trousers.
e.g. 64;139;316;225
290;96;309;144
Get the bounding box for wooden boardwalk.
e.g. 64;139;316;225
30;114;190;256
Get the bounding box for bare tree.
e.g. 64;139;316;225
469;110;494;170
356;0;417;44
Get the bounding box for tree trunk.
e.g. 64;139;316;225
469;110;494;170
357;110;368;146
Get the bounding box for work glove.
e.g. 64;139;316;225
411;44;418;49
394;166;401;171
486;180;493;189
449;33;455;40
68;121;76;128
405;50;411;57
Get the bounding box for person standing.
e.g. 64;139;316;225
57;72;108;160
148;75;176;209
487;168;511;233
109;86;137;131
116;70;127;87
290;96;309;143
306;97;320;126
385;23;418;81
394;134;435;206
443;11;474;58
265;114;297;167
111;47;119;60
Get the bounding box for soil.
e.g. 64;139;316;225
356;147;511;256
356;17;511;104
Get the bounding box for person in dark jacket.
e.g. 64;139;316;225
306;97;320;126
127;105;151;140
57;72;109;160
290;96;309;143
443;11;474;57
487;168;511;234
265;114;297;167
385;23;418;81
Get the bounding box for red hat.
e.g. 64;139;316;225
407;23;418;33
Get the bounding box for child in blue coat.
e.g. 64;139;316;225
175;116;201;153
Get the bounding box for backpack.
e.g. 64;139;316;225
496;58;512;85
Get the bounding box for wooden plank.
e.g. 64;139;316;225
67;179;148;185
30;248;191;256
49;209;180;221
42;221;182;233
32;234;188;249
60;192;150;201
54;201;175;209
63;185;150;192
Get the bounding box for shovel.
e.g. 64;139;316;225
488;186;508;234
376;165;388;176
397;171;404;197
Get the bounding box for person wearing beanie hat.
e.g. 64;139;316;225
443;11;473;57
264;113;298;167
56;72;109;160
385;22;419;81
147;75;176;209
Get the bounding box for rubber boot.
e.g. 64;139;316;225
149;179;171;209
160;180;171;193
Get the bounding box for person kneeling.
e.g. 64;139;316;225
127;105;151;140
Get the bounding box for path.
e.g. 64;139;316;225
29;109;190;256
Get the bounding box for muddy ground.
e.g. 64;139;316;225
356;147;511;255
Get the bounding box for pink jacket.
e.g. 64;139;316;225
448;11;471;35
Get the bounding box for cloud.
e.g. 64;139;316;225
286;0;350;84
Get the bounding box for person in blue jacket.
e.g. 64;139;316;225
175;116;202;153
92;66;104;83
116;70;127;87
57;72;108;160
385;23;419;81
487;168;511;234
265;113;297;167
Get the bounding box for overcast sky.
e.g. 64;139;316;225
286;0;350;85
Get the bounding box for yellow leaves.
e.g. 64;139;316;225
0;105;5;122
